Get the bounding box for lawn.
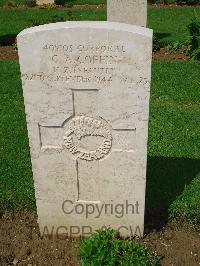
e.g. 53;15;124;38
0;60;35;210
146;60;200;222
0;59;199;224
0;7;200;45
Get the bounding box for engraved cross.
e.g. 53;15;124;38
39;88;136;202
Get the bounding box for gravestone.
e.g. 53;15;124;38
17;22;152;237
36;0;54;5
107;0;147;27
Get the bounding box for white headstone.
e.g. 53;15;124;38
36;0;54;5
107;0;147;27
17;22;152;237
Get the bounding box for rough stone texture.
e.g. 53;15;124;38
17;22;152;237
107;0;147;27
36;0;54;5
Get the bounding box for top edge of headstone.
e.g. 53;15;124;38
17;21;153;39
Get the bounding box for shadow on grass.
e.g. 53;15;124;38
0;34;17;46
154;32;171;40
145;156;200;231
153;32;171;48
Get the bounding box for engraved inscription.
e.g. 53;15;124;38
63;116;112;161
21;42;151;88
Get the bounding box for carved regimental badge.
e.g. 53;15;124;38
63;116;112;161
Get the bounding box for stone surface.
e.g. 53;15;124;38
17;22;152;237
107;0;147;27
36;0;54;5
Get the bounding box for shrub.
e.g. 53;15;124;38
167;41;182;51
163;0;177;4
30;15;65;26
25;0;36;7
12;42;18;50
153;34;163;52
177;0;200;5
79;228;161;266
4;1;17;7
55;0;66;6
187;11;200;59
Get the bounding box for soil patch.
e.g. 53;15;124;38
0;46;18;60
0;209;199;265
153;47;190;60
148;3;200;8
1;3;200;9
0;3;105;9
0;210;80;265
144;222;200;266
72;4;105;9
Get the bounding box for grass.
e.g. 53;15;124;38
0;8;105;45
0;7;200;45
149;7;200;44
0;0;27;4
146;60;200;224
149;60;200;158
169;174;200;225
0;59;199;225
0;8;106;45
0;60;35;210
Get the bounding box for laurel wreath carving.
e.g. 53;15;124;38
63;116;112;161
